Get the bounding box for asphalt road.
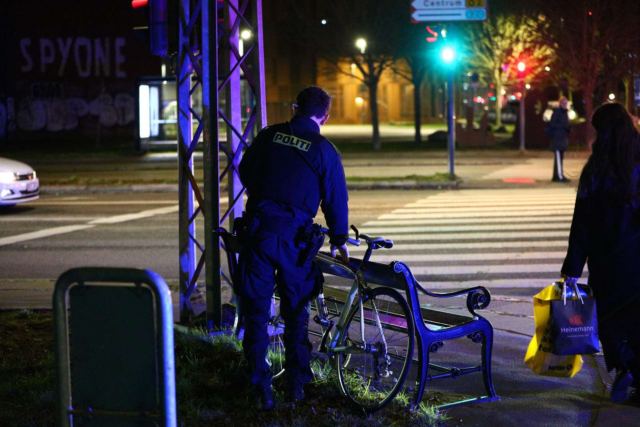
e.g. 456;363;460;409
0;190;426;308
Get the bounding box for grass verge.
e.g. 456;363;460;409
0;311;445;427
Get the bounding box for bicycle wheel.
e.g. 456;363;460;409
336;287;415;413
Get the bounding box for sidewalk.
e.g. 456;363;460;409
32;148;590;194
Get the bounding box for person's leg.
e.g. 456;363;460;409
552;150;560;180
238;232;279;409
275;238;317;399
556;150;564;180
241;294;273;391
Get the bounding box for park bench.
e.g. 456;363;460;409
314;253;499;410
218;228;498;410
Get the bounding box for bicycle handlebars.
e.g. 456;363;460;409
319;225;393;250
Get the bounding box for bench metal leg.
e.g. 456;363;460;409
411;333;431;410
479;320;498;399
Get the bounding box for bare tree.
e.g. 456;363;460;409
391;24;433;145
465;14;553;130
288;0;404;150
537;0;640;124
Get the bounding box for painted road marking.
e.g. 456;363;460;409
89;206;180;224
378;210;574;219
360;223;571;233
0;225;96;247
359;251;567;262
332;240;568;252
364;216;573;226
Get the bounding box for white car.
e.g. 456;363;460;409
0;157;40;206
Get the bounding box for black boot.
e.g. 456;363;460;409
611;370;634;403
255;385;275;410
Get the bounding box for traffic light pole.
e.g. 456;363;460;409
519;78;526;151
447;70;455;176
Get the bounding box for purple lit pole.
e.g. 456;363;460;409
177;0;196;322
174;0;266;327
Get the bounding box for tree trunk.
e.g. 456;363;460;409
369;78;381;150
494;76;504;129
623;76;634;113
413;78;422;144
583;83;595;150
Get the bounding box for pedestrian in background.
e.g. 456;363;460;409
562;102;640;405
547;96;571;182
238;86;350;410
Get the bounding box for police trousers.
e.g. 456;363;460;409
238;229;318;392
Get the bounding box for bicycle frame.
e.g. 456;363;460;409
314;252;388;357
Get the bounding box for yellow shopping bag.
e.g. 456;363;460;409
524;283;583;377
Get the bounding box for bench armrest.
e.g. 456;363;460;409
413;281;491;317
392;261;491;317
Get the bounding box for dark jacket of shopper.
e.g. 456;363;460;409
562;169;640;371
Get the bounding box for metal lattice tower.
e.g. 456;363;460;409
176;0;266;327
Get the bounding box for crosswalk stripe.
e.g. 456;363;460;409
374;231;568;241
361;252;566;262
334;240;568;252
405;200;575;208
364;216;573;226
378;210;573;219
400;279;560;289
408;264;574;275
393;205;574;213
360;223;571;233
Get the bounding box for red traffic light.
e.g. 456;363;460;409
425;26;438;43
132;0;148;9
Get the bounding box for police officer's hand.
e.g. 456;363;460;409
331;243;350;264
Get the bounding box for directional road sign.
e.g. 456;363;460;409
411;0;488;22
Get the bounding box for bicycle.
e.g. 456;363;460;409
219;225;415;413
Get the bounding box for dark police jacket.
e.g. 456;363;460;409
239;115;349;246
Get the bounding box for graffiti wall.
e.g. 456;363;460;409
0;0;161;147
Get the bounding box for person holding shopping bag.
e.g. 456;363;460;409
562;102;640;405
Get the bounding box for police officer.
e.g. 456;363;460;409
238;86;350;410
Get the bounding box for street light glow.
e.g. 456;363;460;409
321;19;327;25
440;47;456;64
609;93;616;100
356;38;367;54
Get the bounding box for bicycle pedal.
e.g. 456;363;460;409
313;315;334;329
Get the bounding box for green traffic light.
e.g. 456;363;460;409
440;46;456;64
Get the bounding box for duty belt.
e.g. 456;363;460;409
255;214;310;239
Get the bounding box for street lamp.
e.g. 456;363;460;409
239;30;252;56
355;38;367;54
